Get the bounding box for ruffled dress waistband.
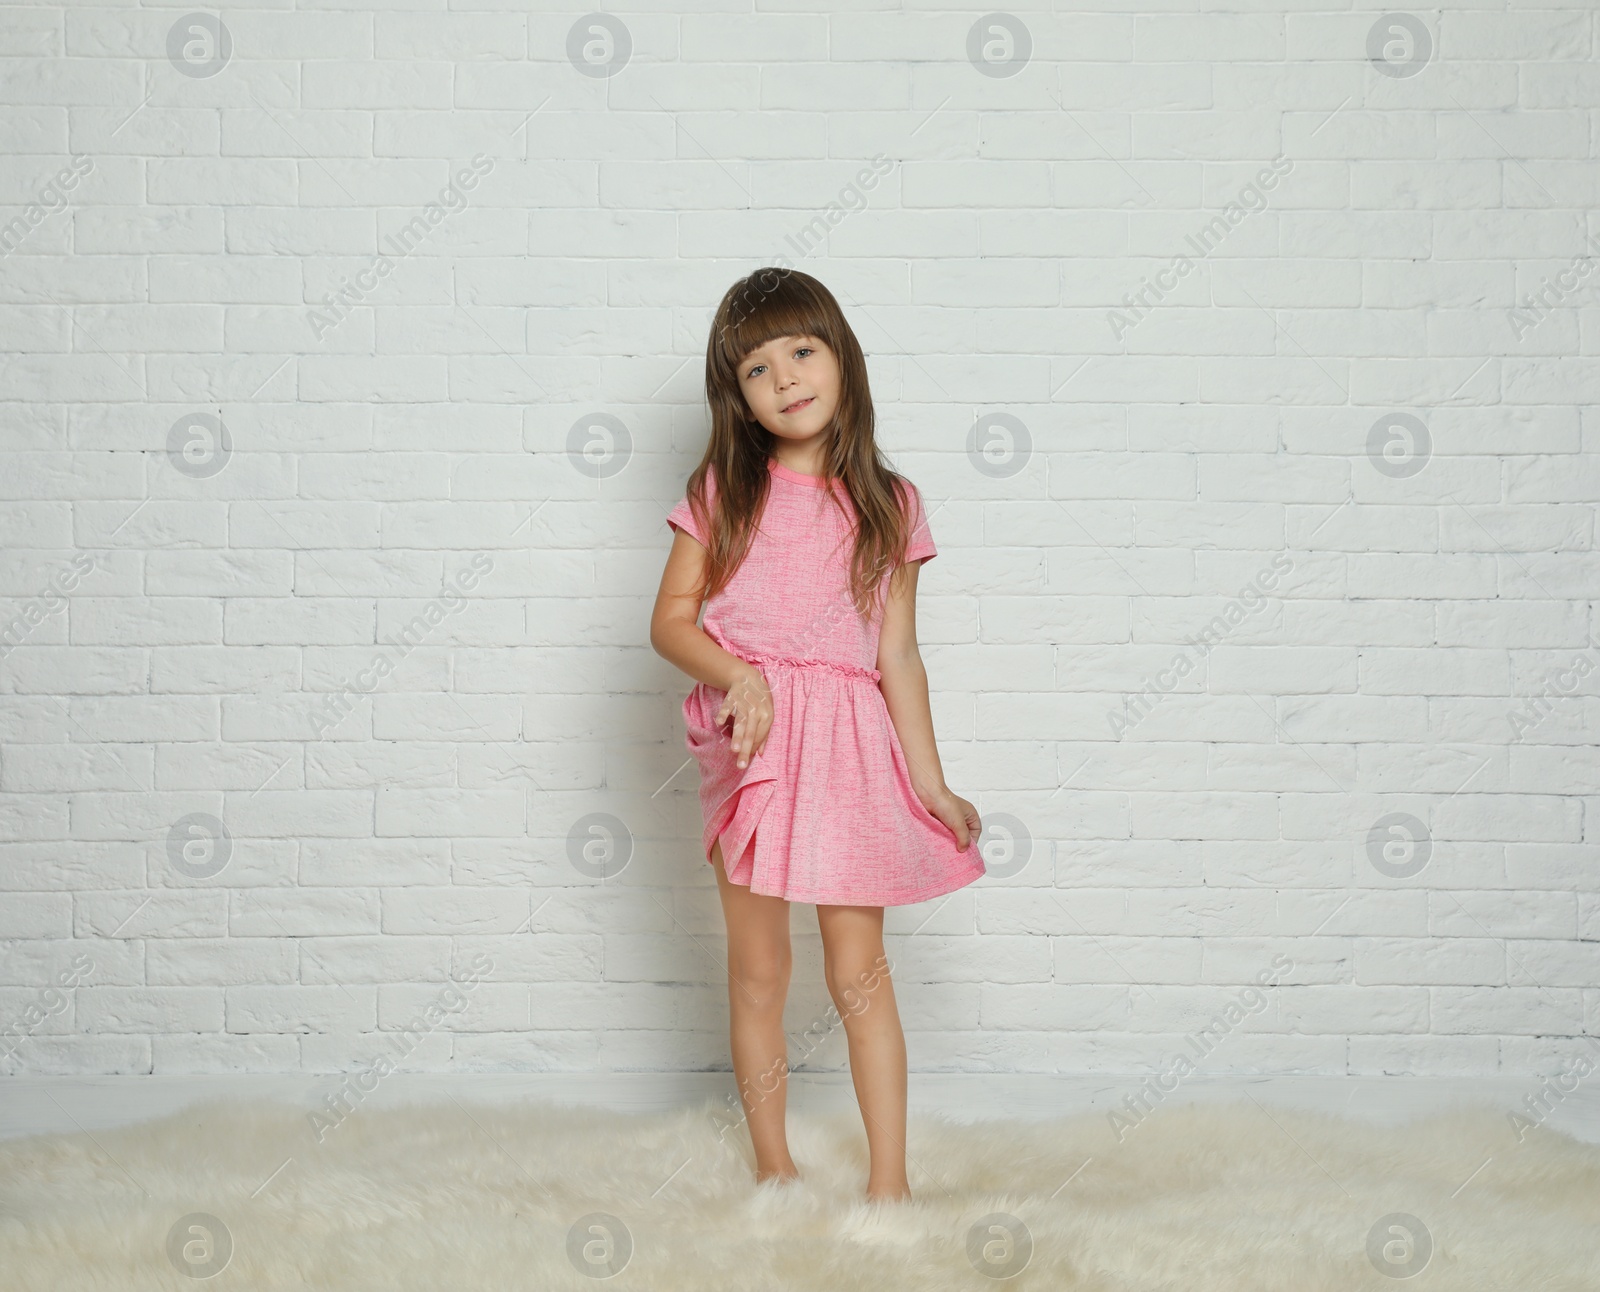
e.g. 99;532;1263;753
738;651;882;683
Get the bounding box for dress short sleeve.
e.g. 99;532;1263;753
666;466;717;547
666;497;705;546
902;479;936;566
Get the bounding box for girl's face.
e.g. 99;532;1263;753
736;333;841;446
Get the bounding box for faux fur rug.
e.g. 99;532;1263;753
1;1094;1596;1290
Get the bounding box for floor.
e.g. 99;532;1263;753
4;1074;1598;1289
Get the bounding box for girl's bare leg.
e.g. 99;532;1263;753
815;902;911;1201
709;836;798;1183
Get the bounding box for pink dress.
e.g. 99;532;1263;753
665;457;986;906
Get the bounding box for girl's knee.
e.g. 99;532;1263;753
729;955;791;1012
824;953;891;1015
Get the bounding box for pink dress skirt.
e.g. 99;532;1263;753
666;458;985;907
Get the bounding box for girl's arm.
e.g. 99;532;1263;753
650;528;773;768
650;529;746;691
875;560;980;849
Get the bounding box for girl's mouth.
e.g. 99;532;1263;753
783;397;814;414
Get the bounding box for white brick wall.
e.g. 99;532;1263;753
1;4;1596;1081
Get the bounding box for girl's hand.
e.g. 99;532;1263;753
920;787;981;851
717;664;773;770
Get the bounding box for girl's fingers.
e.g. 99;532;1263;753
717;686;774;769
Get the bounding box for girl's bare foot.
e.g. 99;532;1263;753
756;1163;801;1185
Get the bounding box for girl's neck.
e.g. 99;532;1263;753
768;457;828;487
768;438;830;481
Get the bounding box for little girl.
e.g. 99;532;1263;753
649;268;985;1202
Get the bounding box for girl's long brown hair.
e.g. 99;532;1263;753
679;267;923;622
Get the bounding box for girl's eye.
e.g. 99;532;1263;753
745;345;813;379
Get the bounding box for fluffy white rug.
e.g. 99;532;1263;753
1;1094;1596;1290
